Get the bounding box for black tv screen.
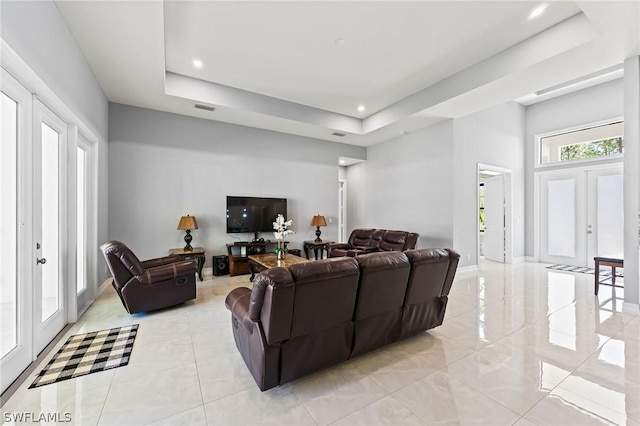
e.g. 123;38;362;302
226;196;287;234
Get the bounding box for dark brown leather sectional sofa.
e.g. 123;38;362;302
327;228;419;257
225;248;459;391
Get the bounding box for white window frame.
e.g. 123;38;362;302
535;117;624;170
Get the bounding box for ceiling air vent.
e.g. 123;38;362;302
194;104;215;112
332;132;346;137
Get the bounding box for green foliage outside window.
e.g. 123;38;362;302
560;137;623;161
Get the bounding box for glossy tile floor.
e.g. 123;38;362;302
2;260;638;425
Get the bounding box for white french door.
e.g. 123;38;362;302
338;179;347;243
483;175;505;263
34;100;68;355
539;165;623;267
1;51;98;393
0;69;34;393
586;167;624;267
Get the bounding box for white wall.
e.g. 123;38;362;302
1;0;110;288
108;104;366;266
346;120;455;249
524;79;625;256
453;101;526;267
346;103;526;269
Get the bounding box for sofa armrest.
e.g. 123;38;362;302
225;287;253;332
141;255;183;269
138;260;197;284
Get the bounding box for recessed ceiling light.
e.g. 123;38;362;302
357;105;365;112
192;59;203;69
335;38;345;46
339;159;345;164
528;3;548;20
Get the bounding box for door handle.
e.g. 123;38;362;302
36;258;47;265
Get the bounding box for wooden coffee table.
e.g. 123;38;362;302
248;252;309;281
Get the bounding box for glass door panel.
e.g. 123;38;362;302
540;171;587;266
0;92;19;358
34;101;67;354
587;167;624;267
0;68;33;394
596;175;623;257
40;123;61;321
547;179;576;257
76;146;86;294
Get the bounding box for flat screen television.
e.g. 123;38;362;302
226;196;287;235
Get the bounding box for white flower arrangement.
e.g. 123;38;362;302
273;214;294;240
273;214;293;257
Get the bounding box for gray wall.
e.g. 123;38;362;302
346;120;455;250
453;101;526;267
108;103;366;265
524;79;625;257
346;102;526;269
1;0;110;287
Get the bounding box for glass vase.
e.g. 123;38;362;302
276;240;286;260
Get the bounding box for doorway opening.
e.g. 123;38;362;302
477;164;513;264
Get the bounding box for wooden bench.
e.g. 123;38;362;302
594;257;623;296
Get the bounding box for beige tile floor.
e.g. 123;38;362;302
2;260;638;425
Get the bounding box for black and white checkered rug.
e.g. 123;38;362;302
29;324;138;389
546;264;624;278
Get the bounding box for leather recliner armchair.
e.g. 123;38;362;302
327;228;419;257
100;241;197;314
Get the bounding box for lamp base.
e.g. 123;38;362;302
315;227;322;243
183;230;193;251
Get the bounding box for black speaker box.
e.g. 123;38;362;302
213;255;229;276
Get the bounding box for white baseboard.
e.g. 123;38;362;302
511;257;526;263
525;256;538;262
623;302;640;316
457;265;478;273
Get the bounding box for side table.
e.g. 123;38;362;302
303;240;335;260
169;247;205;281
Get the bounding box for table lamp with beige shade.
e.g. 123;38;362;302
177;215;198;251
310;215;327;242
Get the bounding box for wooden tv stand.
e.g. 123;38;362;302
226;241;285;276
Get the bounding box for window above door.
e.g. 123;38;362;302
538;120;624;166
